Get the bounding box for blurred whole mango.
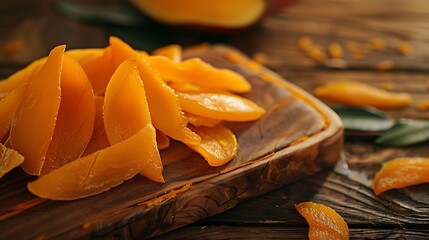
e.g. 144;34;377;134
130;0;298;30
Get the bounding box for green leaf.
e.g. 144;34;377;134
333;106;395;132
56;0;144;26
376;119;429;146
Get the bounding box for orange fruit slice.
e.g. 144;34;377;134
373;157;429;195
296;202;349;240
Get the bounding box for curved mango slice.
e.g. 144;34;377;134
184;112;221;127
152;44;182;63
0;85;27;141
41;54;95;175
0;143;24;179
0;58;45;98
82;96;110;156
186;125;237;167
109;36;200;145
178;91;265;122
10;45;65;175
373;157;429;195
295;202;349;240
27;124;158;200
148;56;251;93
314;80;413;109
104;59;163;183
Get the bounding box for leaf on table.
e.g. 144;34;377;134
333;106;395;132
56;0;144;26
376;119;429;146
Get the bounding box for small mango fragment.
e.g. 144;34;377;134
104;59;163;183
373;157;429;195
315;80;412;109
295;202;349;240
178;91;265;122
0;143;24;179
186;125;237;167
148;56;251;93
27;124;158;200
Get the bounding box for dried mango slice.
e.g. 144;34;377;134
0;85;27;141
185;112;222;127
148;56;251;93
185;125;237;167
0;143;24;179
104;59;163;183
314;80;412;109
82;96;110;156
152;44;182;63
296;202;349;240
0;58;45;98
10;45;65;175
41;54;95;175
178;91;265;122
109;36;200;145
373;157;429;195
27;124;158;200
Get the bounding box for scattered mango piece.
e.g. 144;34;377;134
328;42;343;59
178;91;265;122
104;59;163;183
27;124;158;200
186;125;237;167
2;40;25;56
315;80;412;109
416;99;429;111
0;143;24;179
376;60;394;71
373;157;429;195
295;202;349;240
298;37;313;51
306;46;326;62
397;41;411;55
370;38;385;51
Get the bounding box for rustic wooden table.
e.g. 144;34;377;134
1;0;429;239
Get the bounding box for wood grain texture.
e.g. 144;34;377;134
0;46;342;239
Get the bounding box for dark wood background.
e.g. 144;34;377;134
1;0;429;239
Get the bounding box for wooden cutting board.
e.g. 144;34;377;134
0;45;343;239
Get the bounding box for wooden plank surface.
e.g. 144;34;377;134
0;45;342;239
1;0;429;239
